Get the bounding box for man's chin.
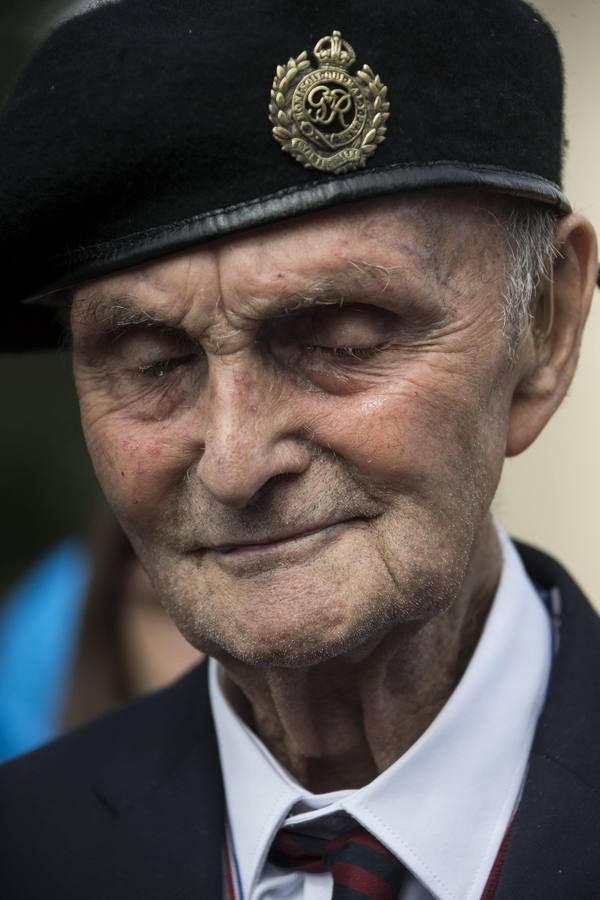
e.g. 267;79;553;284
180;587;410;670
205;623;385;670
152;530;457;669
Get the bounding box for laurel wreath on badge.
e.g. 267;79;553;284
269;31;390;175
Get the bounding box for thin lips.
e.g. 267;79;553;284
206;518;354;554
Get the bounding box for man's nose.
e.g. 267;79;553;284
194;357;312;508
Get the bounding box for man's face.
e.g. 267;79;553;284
71;194;521;667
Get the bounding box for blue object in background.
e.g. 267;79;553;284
0;540;89;762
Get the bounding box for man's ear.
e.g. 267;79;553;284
506;213;598;458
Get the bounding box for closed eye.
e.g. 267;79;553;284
264;303;395;362
299;343;389;360
135;353;197;379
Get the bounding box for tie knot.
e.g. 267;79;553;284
269;824;406;899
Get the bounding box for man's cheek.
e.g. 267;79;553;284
320;386;463;480
84;418;184;512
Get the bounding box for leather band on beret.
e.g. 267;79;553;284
28;162;570;304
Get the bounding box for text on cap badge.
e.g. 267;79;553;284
269;31;390;175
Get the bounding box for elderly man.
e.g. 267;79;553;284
0;0;598;898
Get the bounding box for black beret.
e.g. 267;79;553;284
0;0;568;350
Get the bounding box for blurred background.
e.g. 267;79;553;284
0;0;598;760
0;0;97;610
0;0;201;765
494;0;600;607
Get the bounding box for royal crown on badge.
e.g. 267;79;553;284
269;30;390;175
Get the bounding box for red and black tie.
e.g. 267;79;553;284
269;824;406;899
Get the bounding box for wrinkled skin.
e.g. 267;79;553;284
71;193;596;788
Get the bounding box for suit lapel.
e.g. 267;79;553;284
92;663;225;900
496;544;600;899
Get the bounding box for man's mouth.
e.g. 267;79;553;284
206;517;361;556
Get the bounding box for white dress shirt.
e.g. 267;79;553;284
209;528;552;900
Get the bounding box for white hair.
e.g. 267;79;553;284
499;202;562;358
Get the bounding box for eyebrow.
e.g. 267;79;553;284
234;260;436;324
278;268;387;313
71;293;174;333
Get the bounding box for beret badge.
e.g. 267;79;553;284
269;30;390;175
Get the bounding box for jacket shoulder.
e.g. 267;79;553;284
0;663;220;899
0;666;213;872
0;661;211;798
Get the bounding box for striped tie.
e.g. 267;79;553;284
269;824;406;899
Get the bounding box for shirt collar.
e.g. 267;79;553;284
209;528;552;900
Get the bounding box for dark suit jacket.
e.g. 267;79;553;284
0;543;599;899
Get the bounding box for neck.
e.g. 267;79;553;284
220;520;502;793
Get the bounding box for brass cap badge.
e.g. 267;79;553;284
269;31;390;175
